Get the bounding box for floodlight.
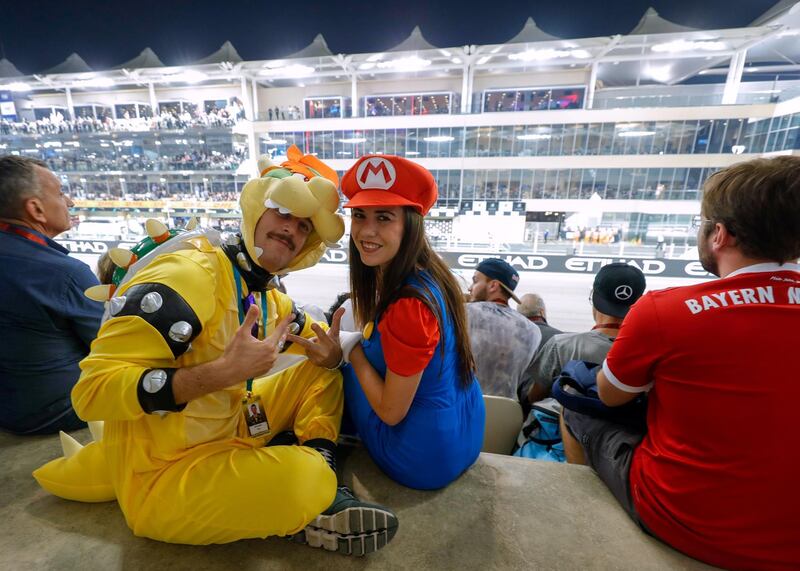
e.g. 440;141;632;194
259;64;314;78
617;131;656;138
376;56;431;72
652;40;726;53
4;82;31;92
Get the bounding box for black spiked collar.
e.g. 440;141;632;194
221;234;273;293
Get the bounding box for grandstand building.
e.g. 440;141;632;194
1;2;799;245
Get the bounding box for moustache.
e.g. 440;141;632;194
267;232;296;251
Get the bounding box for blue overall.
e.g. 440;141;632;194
342;272;485;490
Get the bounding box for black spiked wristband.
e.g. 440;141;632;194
136;368;186;415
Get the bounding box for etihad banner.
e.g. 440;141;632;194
316;249;713;279
56;238;712;279
73;200;238;210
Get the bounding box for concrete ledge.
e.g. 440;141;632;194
0;429;716;570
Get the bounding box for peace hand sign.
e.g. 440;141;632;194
222;304;294;384
286;307;345;369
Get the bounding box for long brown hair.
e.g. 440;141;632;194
349;207;476;387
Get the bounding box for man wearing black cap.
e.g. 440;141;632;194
467;258;542;401
524;262;646;405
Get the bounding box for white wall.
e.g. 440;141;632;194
356;76;463;96
251;100;780;136
254;77;464;114
257;84;350;111
473;69;589;92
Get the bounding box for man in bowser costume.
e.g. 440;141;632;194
33;146;398;556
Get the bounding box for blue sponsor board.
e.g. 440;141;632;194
0;91;17;120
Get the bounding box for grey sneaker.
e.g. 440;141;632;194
293;486;398;556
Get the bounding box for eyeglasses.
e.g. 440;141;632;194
690;215;713;230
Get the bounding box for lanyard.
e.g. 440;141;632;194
0;222;47;246
592;322;621;331
233;266;269;393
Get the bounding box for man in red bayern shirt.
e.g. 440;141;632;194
561;156;800;570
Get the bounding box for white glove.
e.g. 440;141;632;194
339;331;363;364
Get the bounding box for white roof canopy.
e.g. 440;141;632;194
388;26;438;52
630;7;699;35
285;34;334;59
0;58;23;78
114;48;165;69
194;41;242;65
1;1;797;93
42;53;92;75
507;17;561;43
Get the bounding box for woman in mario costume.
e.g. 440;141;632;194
338;155;485;490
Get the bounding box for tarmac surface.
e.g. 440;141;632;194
283;263;707;333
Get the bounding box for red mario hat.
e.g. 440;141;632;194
341;155;437;216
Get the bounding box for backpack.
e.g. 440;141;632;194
513;398;565;463
551;360;647;430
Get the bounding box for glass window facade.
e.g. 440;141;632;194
304;97;349;119
73;104;113;120
423;167;715;203
204;99;227;113
62;173;246;203
55;167;712;205
33;107;68;120
483;88;585;112
114;103;153;119
3;111;797;206
364;93;454;117
159;101;198;117
263;114;799;160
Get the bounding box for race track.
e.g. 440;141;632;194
74;253;708;333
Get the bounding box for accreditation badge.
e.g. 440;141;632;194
242;394;270;437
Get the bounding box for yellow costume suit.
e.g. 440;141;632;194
76;239;341;544
34;147;353;545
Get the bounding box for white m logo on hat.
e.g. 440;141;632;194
356;158;396;190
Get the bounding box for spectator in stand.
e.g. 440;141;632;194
0;156;103;434
517;292;563;350
467;258;541;402
524;263;645;405
36;147;245;176
0;109;238;137
561;156;800;570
